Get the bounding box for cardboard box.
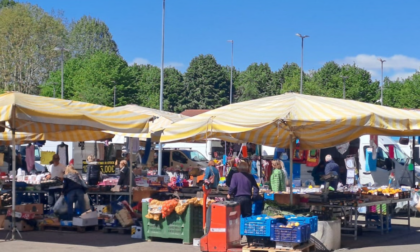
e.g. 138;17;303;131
133;189;157;203
3;219;34;232
131;225;143;239
73;211;98;227
0;215;5;228
15;204;44;215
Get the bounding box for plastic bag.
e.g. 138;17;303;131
84;194;91;211
53;195;68;215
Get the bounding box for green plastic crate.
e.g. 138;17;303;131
142;202;203;244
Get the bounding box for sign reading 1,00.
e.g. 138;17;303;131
82;161;116;174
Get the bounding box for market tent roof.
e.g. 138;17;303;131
0;130;114;145
159;93;420;150
0;92;152;134
105;104;188;140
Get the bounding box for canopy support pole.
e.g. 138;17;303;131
128;137;133;205
413;136;416;188
289;136;295;205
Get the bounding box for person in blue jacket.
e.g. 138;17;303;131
251;155;258;177
204;160;220;189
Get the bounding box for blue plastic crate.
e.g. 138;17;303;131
270;223;310;243
264;193;274;200
240;215;287;237
286;216;318;233
366;214;391;231
252;200;264;215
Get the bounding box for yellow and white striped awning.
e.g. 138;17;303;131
159;93;420;149
105;104;188;140
0;92;153;134
0;130;114;145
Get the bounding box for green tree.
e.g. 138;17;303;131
68;15;118;57
274;63;303;94
129;64;161;109
384;73;420;109
0;0;16;9
0;4;67;93
41;51;134;106
340;64;379;103
163;67;187;113
184;55;230;109
235;63;273;102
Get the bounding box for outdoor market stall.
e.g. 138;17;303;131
0;91;153;239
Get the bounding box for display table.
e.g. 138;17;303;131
313;198;411;240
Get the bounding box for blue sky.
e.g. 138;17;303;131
28;0;420;80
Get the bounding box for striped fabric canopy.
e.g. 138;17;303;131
0;92;153;134
105;104;188;140
159;93;420;149
0;130;114;145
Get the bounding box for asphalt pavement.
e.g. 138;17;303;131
0;216;419;252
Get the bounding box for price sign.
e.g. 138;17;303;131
82;160;116;174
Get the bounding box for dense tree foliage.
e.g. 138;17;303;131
6;2;420;112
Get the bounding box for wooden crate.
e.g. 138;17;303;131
39;223;98;233
242;243;315;252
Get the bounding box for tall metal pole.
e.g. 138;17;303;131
296;34;309;94
158;0;165;175
341;76;348;99
114;86;116;107
300;37;303;94
60;49;64;99
379;58;386;106
228;40;234;104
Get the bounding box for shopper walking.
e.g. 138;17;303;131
204;160;220;189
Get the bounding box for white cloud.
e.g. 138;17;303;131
164;62;184;69
129;57;150;66
129;57;184;70
336;54;420;70
335;54;420;81
389;71;415;81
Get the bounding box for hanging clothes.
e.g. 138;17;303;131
97;142;105;160
142;138;152;164
131;138;140;152
25;144;35;172
57;143;69;165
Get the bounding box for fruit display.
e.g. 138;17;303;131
279;222;300;228
362;187;402;195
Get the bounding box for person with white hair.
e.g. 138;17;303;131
324;154;340;189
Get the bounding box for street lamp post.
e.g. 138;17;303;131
378;58;386;106
53;47;69;99
227;40;234;104
158;0;166;176
341;76;348;99
296;33;309;94
114;86;116;107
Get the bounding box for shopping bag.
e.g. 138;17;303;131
53;195;68;215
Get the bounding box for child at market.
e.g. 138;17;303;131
270;160;287;193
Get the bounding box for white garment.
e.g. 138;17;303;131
130;138;140;152
57;146;68;165
48;163;66;189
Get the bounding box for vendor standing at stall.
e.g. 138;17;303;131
118;160;135;187
86;155;101;185
47;154;66;207
227;161;259;217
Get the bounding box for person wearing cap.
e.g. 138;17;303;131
227;161;259;217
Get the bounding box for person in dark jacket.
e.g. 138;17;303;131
226;159;238;187
86;155;101;185
62;165;86;220
227;161;259;217
324;155;340;190
118;160;135;186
